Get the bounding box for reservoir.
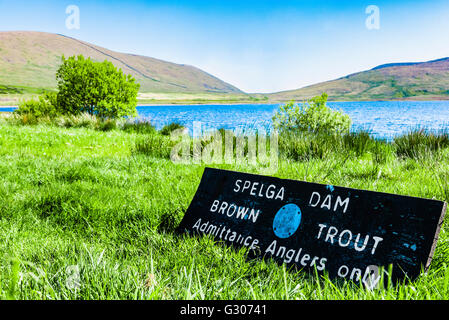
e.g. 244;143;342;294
2;100;449;140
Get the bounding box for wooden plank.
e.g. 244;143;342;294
177;168;447;283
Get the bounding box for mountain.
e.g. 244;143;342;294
269;57;449;101
0;31;242;94
2;31;449;102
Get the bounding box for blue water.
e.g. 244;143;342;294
3;101;449;139
0;107;16;112
136;101;449;139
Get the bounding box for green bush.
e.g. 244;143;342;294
15;92;60;118
56;55;140;119
14;55;139;120
273;93;351;134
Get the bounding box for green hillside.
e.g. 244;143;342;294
0;31;243;95
269;57;449;101
2;31;449;103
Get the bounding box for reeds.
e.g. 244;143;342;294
394;128;449;159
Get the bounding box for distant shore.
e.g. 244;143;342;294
2;97;449;109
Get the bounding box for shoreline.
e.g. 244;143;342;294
2;98;449;109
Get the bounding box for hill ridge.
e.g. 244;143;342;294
269;57;449;101
56;34;161;83
0;31;242;94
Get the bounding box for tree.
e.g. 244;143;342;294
272;93;351;134
56;55;140;119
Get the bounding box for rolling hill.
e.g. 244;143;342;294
0;31;242;94
2;31;449;102
269;57;449;101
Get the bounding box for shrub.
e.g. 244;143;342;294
15;92;60;118
272;93;351;134
56;55;140;119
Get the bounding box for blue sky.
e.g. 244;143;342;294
1;0;448;93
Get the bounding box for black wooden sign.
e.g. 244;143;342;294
176;168;447;284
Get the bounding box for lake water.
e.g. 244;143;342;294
136;101;449;139
3;101;449;139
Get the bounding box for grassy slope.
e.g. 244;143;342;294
0;31;242;94
3;31;449;104
1;119;449;299
269;58;449;102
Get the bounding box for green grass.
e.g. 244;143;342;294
0;85;54;95
0;116;449;299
